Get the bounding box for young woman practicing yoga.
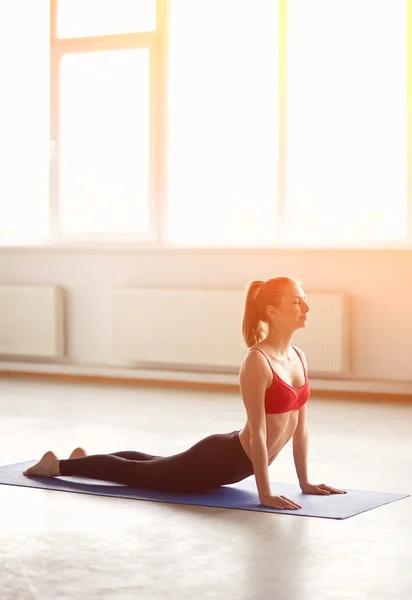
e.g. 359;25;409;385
24;276;346;510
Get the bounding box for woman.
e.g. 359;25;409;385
24;276;346;510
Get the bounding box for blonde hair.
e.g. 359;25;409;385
242;276;301;348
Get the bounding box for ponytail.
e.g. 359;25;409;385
242;280;265;348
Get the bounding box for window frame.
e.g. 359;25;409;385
49;0;168;244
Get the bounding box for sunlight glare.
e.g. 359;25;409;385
0;0;49;241
167;0;279;246
56;0;156;38
59;50;150;235
286;0;407;243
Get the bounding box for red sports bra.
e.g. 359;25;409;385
252;346;310;414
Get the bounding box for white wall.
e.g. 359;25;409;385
0;247;411;383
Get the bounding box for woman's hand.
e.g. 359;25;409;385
300;482;347;495
259;494;302;510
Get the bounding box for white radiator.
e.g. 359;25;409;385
0;285;64;358
112;288;350;375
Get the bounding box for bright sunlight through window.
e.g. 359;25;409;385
56;0;156;38
285;0;407;244
166;0;279;246
0;0;409;247
59;49;150;235
0;0;49;242
167;0;407;247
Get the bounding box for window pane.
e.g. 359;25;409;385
56;0;156;38
59;49;150;235
286;0;407;244
167;0;278;246
0;0;49;241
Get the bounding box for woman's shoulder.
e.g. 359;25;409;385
240;345;271;373
239;346;272;393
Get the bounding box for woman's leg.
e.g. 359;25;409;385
26;431;254;493
59;431;253;492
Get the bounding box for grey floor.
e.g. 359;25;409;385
0;378;411;600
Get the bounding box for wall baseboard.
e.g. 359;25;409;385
0;361;412;403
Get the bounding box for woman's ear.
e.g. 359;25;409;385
266;304;276;318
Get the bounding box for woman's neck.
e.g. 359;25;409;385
262;328;294;360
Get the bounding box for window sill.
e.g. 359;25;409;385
0;240;411;253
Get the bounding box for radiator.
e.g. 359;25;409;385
0;285;64;358
112;288;350;375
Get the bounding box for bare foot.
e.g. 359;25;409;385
23;451;60;478
69;447;88;459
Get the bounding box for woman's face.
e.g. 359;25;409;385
268;282;310;329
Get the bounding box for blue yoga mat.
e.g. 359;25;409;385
0;460;409;520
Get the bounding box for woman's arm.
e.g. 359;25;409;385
239;351;272;499
291;347;309;487
292;404;309;487
291;346;347;496
239;351;302;510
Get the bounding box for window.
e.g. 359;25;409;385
56;0;156;38
58;49;150;235
166;0;279;246
0;1;410;248
51;0;158;239
285;0;407;245
0;0;49;242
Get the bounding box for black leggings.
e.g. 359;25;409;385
59;430;254;493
